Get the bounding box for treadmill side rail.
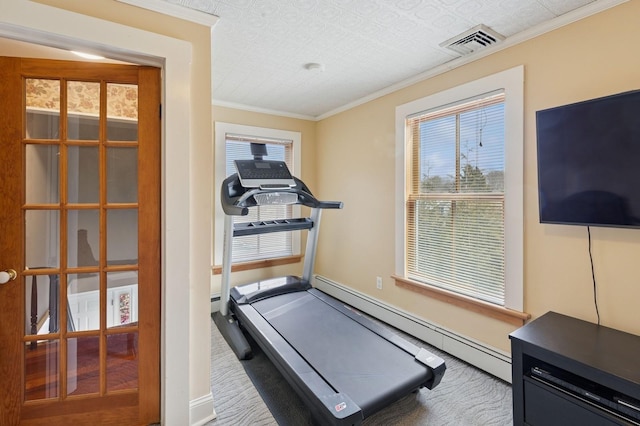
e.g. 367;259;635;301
415;348;446;389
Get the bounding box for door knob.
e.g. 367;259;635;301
0;269;17;284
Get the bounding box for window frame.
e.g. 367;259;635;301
214;122;302;267
395;66;524;312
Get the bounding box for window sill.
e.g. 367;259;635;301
212;255;302;275
392;275;530;326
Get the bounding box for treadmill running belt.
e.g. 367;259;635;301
251;290;430;417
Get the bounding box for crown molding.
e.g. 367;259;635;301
115;0;218;27
212;99;316;122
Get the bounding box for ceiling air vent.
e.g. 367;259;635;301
440;24;505;56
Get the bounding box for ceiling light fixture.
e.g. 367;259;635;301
71;51;105;60
303;62;324;72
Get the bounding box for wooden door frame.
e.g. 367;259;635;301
0;53;24;425
0;6;208;423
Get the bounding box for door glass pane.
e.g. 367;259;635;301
19;65;152;419
107;209;138;265
107;147;138;203
67;336;100;396
107;83;138;142
68;145;99;204
106;332;138;392
25;340;59;401
25;210;59;268
24;274;60;335
68;273;100;332
25;144;60;204
67;211;100;268
25;78;60;140
67;81;100;141
107;271;138;329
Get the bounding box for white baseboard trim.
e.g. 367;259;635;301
190;392;216;426
313;275;513;383
211;296;220;313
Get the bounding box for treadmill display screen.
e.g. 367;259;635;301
234;160;296;188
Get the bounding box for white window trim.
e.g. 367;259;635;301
214;122;302;266
395;66;524;311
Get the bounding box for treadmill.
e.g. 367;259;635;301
214;145;446;425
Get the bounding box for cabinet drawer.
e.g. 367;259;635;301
524;379;627;426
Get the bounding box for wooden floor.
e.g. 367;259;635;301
24;333;138;401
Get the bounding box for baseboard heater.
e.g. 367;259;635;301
210;275;512;382
312;275;512;383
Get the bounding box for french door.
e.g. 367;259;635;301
0;57;161;425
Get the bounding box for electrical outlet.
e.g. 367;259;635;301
376;276;383;290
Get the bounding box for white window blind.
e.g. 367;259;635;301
406;92;506;305
225;134;295;262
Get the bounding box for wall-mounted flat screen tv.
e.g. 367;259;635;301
536;90;640;228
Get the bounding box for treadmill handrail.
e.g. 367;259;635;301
221;174;343;216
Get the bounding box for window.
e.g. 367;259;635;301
395;66;523;312
214;123;302;266
407;93;505;304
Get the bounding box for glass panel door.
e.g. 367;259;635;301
1;56;159;425
23;76;141;401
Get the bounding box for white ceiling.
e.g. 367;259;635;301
164;0;609;120
1;0;619;120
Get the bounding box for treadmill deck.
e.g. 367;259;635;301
233;287;444;424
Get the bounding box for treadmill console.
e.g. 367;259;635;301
221;159;343;216
235;159;296;189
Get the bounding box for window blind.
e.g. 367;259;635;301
225;136;294;262
406;92;506;305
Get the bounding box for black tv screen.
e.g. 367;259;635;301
536;90;640;228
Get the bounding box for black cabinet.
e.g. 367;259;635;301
510;312;640;426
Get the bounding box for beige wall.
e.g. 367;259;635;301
314;1;640;352
522;2;640;333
